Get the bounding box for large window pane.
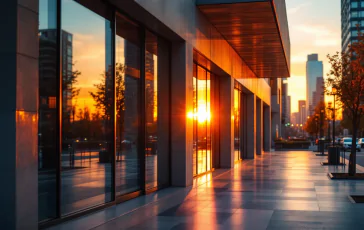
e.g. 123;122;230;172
38;0;58;222
61;0;113;214
197;66;207;175
206;72;211;171
145;31;158;190
234;88;241;161
193;64;197;176
115;13;141;196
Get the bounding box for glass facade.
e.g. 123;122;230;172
342;0;364;52
38;0;170;223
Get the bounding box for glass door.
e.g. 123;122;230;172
193;64;215;176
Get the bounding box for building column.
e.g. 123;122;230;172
0;0;39;229
246;94;256;159
256;98;263;155
263;105;271;152
271;112;281;146
170;41;194;187
219;75;234;168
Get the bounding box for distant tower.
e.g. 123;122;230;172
306;54;323;116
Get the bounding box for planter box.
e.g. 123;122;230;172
99;150;112;163
274;141;310;150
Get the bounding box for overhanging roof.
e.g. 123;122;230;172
197;0;290;78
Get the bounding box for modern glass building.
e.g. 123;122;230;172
306;54;323;116
342;0;364;53
1;0;290;228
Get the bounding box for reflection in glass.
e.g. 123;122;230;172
38;0;58;221
197;67;207;175
61;0;113;214
145;31;158;189
207;73;211;171
115;13;141;196
193;65;197;176
234;88;241;161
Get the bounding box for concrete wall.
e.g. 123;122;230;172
0;0;39;229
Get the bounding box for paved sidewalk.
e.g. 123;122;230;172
49;151;364;230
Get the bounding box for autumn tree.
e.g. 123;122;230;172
304;101;327;137
326;27;364;175
63;69;81;139
90;63;126;160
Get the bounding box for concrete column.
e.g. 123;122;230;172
170;41;193;187
263;105;271;152
0;0;39;229
246;94;256;159
157;37;170;186
271;112;281;147
256;98;263;155
219;75;234;168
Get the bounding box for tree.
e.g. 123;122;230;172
326;27;364;175
90;63;126;160
304;101;327;137
63;68;81;139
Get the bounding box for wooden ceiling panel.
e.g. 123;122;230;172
198;1;290;78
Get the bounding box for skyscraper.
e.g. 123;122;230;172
341;0;364;53
312;77;324;108
298;100;306;125
306;54;323;115
287;96;291;123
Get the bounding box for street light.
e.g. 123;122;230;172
319;109;325;155
315;114;319;141
332;87;337;146
327;102;332;143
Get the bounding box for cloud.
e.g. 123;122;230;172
291;55;307;63
314;39;340;47
288;2;311;14
293;24;340;48
295;24;331;37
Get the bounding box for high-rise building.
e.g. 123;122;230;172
291;112;299;125
341;0;364;53
312;77;324;108
287;96;291;123
306;54;323;115
298;100;307;125
282;81;288;125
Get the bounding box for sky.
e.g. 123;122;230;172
286;0;341;113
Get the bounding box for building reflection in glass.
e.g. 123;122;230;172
38;0;58;222
145;31;158;190
115;13;141;196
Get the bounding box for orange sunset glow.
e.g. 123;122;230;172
286;0;340;114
